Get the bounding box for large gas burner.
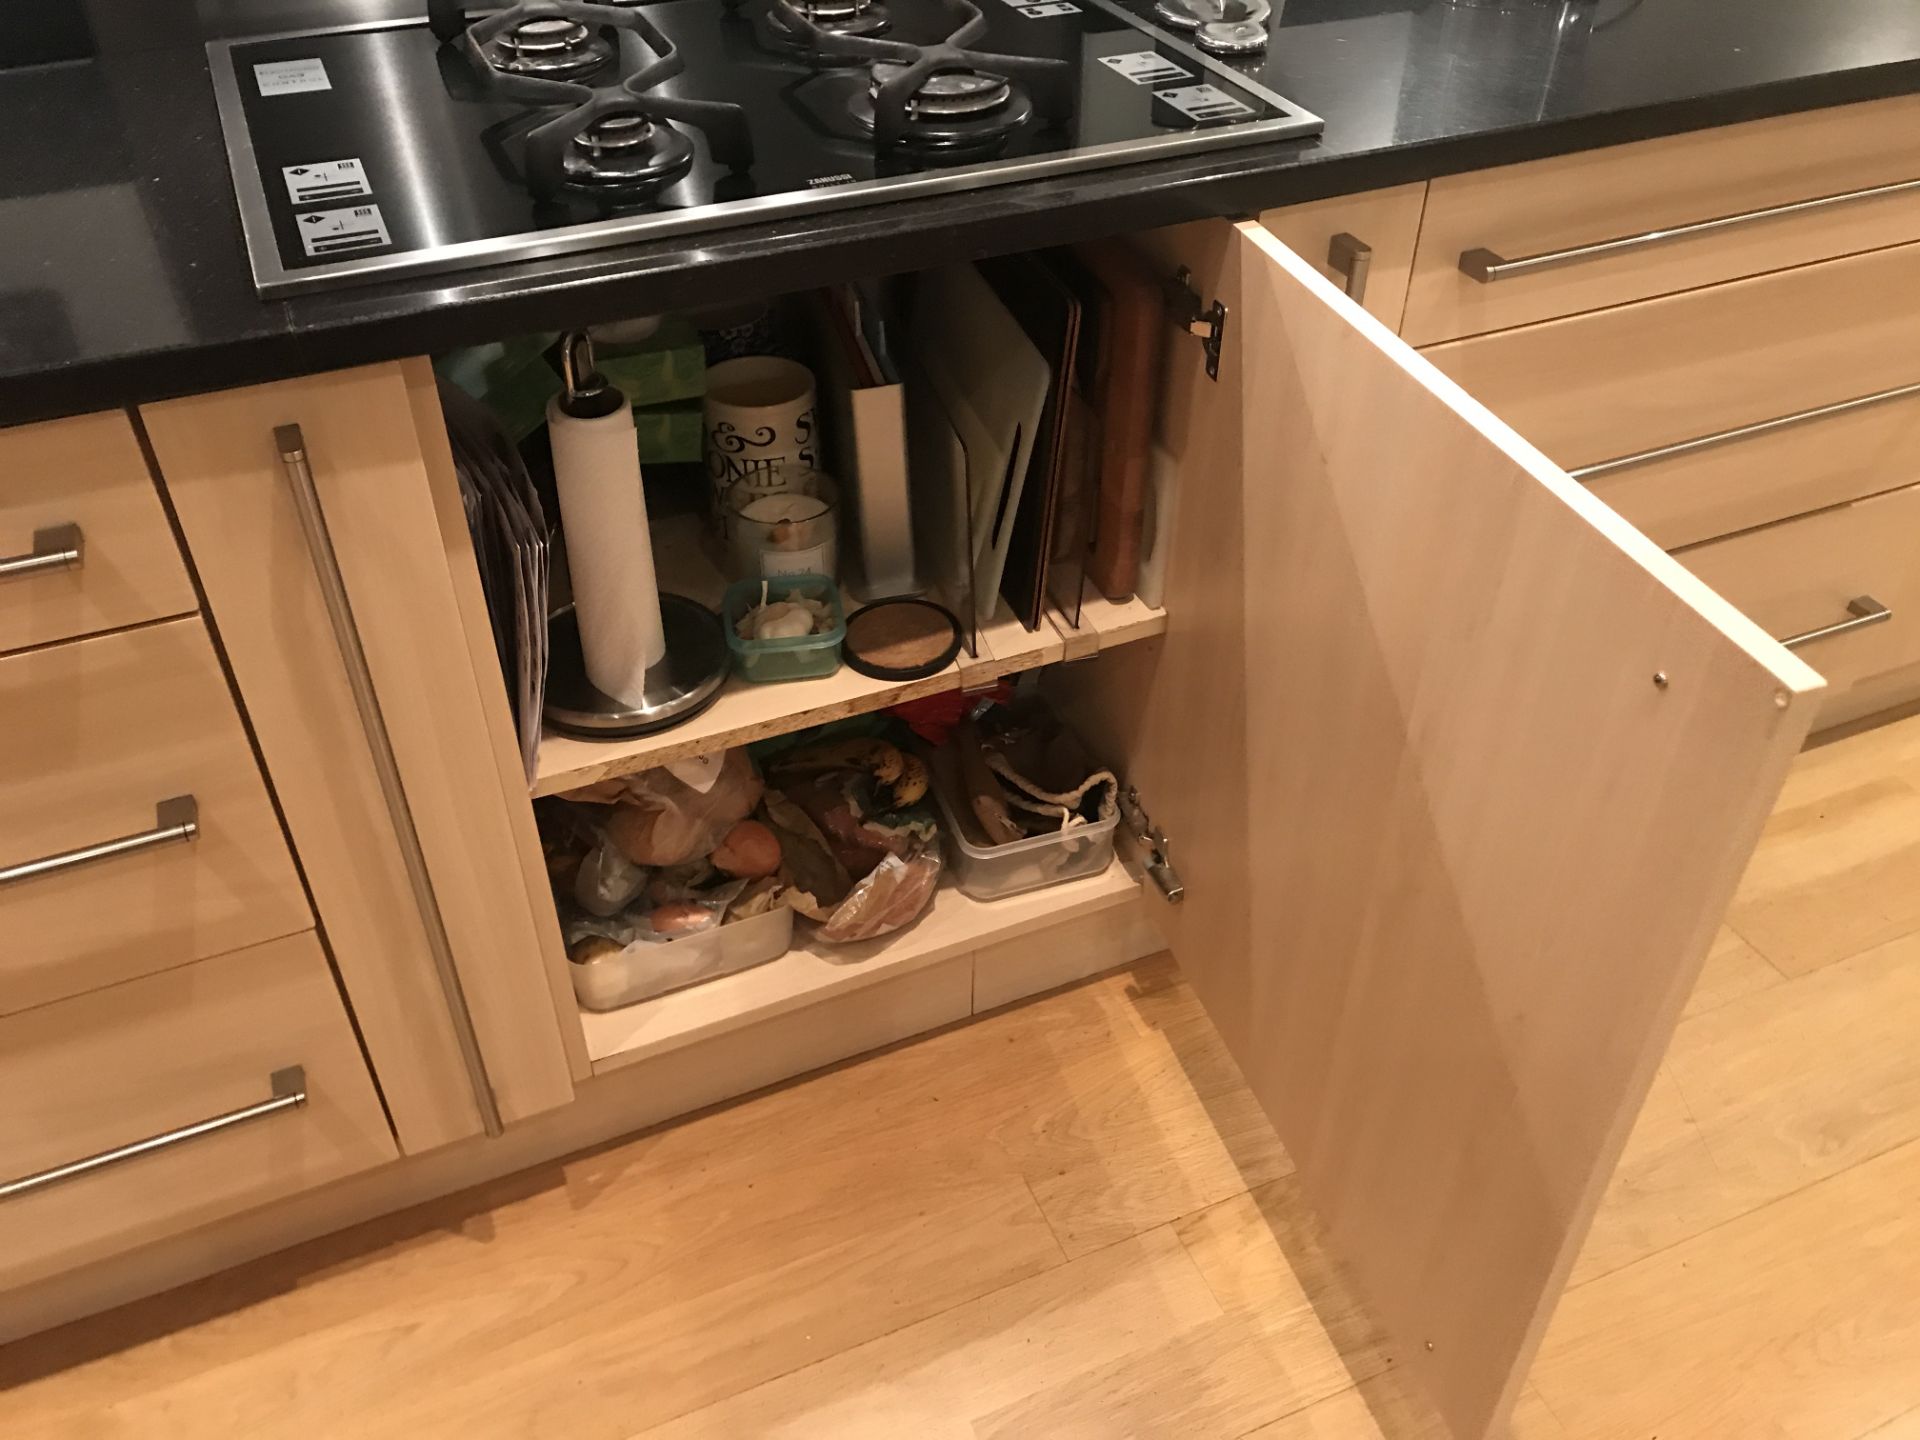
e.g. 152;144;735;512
434;0;753;202
771;0;1068;151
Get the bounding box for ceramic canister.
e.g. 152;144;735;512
702;356;820;505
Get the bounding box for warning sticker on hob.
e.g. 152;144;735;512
1013;2;1080;16
254;58;331;96
296;204;391;258
1152;83;1253;121
282;159;370;206
1099;51;1192;86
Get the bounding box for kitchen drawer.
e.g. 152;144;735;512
1424;241;1920;548
1259;183;1427;330
1404;93;1920;345
1681;484;1920;726
0;617;311;1015
0;932;397;1290
0;410;197;655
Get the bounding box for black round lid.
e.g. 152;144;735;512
841;597;965;681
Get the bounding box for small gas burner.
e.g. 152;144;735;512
873;62;1005;115
565;107;697;189
773;0;1067;150
844;60;1033;153
1151;0;1270;56
484;15;617;77
771;0;893;39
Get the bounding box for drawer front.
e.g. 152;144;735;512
1425;242;1920;548
1259;183;1428;330
0;618;311;1015
0;933;397;1289
1681;484;1920;721
0;410;197;655
1405;93;1920;345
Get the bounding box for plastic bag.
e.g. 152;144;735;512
761;787;942;944
564;748;764;867
572;837;650;917
814;848;943;944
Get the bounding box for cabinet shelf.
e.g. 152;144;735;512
531;515;1165;797
579;862;1143;1074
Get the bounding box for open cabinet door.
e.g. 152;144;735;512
1064;221;1826;1437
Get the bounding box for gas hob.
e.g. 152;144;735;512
209;0;1321;296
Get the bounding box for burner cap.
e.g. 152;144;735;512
803;0;877;18
577;111;655;153
487;15;614;77
872;63;1011;118
513;15;588;49
1194;16;1269;53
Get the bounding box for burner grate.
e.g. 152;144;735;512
437;0;755;202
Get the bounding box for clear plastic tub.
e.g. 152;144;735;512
722;575;846;684
569;903;793;1011
932;768;1119;902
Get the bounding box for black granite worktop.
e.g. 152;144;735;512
3;0;1919;427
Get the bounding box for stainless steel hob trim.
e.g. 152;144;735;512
207;0;1322;297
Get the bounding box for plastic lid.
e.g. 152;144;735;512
841;597;964;681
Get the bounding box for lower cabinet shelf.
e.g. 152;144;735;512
531;514;1166;798
577;862;1145;1074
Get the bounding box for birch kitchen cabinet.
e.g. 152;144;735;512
6;88;1920;1440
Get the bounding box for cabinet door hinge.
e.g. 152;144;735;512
1165;267;1227;382
1120;786;1186;903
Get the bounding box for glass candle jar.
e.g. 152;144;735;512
723;468;840;580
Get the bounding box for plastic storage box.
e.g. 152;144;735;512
932;770;1119;902
722;575;846;684
569;903;794;1011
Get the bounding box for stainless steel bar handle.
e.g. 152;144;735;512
1327;232;1372;303
274;425;504;1138
0;795;198;888
0;522;83;581
1460;176;1920;283
1780;595;1892;651
1;1068;306;1201
1570;379;1920;482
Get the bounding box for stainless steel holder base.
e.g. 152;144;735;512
544;594;729;739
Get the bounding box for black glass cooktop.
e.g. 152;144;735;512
210;0;1320;296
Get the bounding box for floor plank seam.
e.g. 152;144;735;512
1018;1173;1075;1265
1561;1132;1920;1301
1722;917;1792;983
1858;1397;1920;1440
1222;1377;1369;1440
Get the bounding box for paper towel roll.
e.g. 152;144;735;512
548;395;665;706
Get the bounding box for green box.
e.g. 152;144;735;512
434;333;560;444
633;402;703;464
594;318;706;408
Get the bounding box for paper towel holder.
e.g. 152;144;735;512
544;328;730;739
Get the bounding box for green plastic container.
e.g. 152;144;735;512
722;575;846;684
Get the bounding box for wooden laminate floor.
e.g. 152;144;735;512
10;715;1920;1437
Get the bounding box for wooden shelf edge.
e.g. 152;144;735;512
531;599;1165;798
581;863;1144;1074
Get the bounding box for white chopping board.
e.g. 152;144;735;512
912;263;1051;626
